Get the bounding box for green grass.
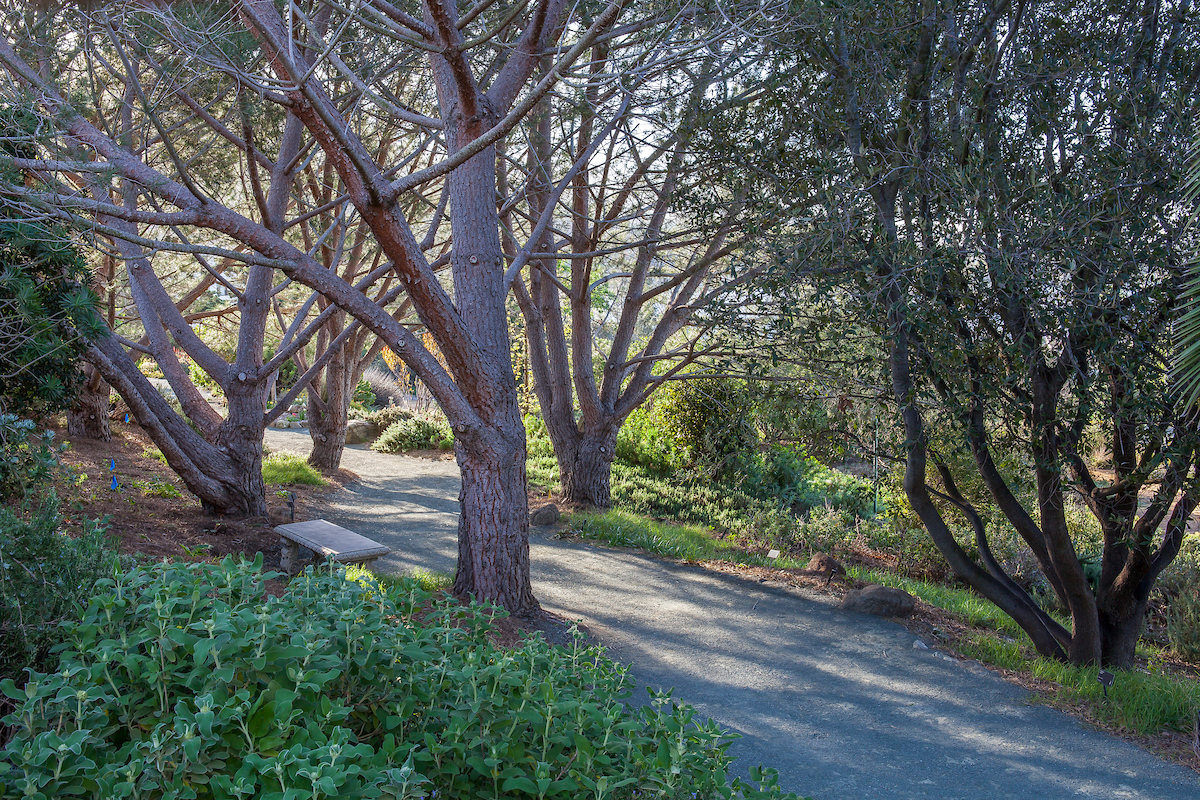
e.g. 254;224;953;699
261;452;327;486
142;446;167;465
569;509;807;568
343;563;453;595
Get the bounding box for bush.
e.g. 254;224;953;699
366;405;414;432
261;452;327;486
1165;539;1200;660
655;378;758;479
615;405;684;473
372;417;450;453
0;415;118;679
0;559;799;800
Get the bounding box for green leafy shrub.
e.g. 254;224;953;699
615;405;684;473
655;378;758;479
366;405;413;432
524;414;555;458
0;559;799;800
261;453;327;486
0;416;58;503
372;417;450;453
0;416;117;679
1164;539;1200;660
353;377;376;407
0;217;104;415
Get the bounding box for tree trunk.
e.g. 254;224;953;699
559;427;618;508
67;368;111;441
307;396;348;471
209;384;269;518
307;335;350;471
89;337;269;518
1098;592;1150;670
453;428;538;615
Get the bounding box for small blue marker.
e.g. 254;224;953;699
124;413;130;423
110;475;119;491
109;458;116;472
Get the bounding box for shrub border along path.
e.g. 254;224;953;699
265;429;1200;800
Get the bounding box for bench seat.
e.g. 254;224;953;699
275;519;390;575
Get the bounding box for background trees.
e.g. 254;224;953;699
771;0;1200;667
0;0;633;613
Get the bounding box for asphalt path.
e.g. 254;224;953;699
265;429;1200;800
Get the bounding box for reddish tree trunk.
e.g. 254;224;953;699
214;385;269;518
453;428;538;615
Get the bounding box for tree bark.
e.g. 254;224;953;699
67;367;111;441
453;427;538;615
307;341;349;471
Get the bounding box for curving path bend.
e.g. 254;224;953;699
265;430;1200;800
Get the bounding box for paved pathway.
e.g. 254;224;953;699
265;430;1200;800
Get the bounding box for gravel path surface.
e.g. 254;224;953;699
266;429;1200;800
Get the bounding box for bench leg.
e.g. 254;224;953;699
280;538;299;575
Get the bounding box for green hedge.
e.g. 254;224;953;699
0;558;799;800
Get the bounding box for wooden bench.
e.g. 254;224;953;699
275;519;391;575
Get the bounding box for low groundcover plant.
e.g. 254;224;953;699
0;556;798;800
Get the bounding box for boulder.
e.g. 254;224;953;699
807;553;846;578
840;584;916;618
530;504;561;526
345;419;380;445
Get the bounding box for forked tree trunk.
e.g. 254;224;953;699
67;368;111;441
215;385;269;518
89;336;269;518
453;427;538;614
307;404;348;470
1098;590;1151;670
551;424;618;508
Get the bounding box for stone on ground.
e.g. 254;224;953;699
840;583;916;617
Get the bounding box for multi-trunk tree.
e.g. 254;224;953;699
0;0;635;613
504;19;781;507
772;0;1199;667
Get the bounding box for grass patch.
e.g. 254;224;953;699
957;630;1200;735
569;509;807;569
261;452;327;486
141;446;167;465
371;566;454;593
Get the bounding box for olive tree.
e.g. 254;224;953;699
775;0;1199;667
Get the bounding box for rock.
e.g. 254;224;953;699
807;553;846;577
345;420;380;445
840;584;916;617
530;504;561;526
912;639;929;650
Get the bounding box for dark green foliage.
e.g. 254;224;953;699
0;415;118;679
0;558;800;800
0;220;103;415
353;377;375;408
615;406;684;473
